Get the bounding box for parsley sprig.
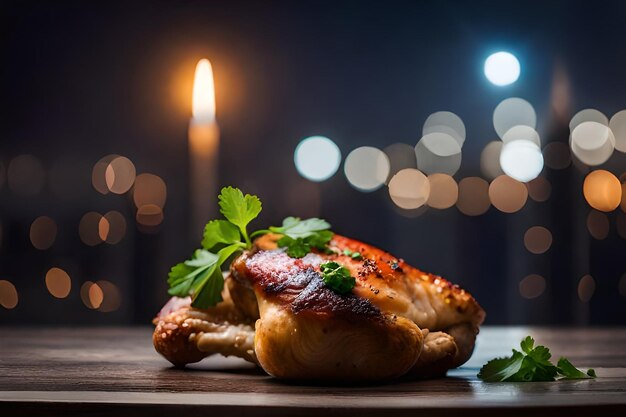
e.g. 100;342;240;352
253;217;333;258
167;187;335;308
320;261;356;294
478;336;596;382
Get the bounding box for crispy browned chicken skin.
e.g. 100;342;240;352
154;234;485;380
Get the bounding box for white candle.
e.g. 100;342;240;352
189;59;219;237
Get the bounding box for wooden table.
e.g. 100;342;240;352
0;326;625;416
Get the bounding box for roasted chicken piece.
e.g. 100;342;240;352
153;234;485;381
153;278;258;367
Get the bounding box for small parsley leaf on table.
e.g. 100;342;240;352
557;358;596;379
478;336;597;382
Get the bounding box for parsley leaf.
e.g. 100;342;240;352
166;187;337;308
277;235;310;258
270;217;331;239
342;248;363;260
276;230;334;258
557;358;596;380
478;336;597;382
167;187;262;309
202;219;241;250
167;249;218;298
319;261;356;294
478;351;525;382
218;186;262;246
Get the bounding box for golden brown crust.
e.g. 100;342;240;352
254;298;423;381
249;233;485;331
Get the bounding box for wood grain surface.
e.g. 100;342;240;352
0;326;625;416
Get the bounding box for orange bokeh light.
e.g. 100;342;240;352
583;170;621;212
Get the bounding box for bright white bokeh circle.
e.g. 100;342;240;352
415;132;462;176
344;146;390;192
422;111;466;147
493;97;537;139
569;108;608;131
294;136;341;182
570;121;615;166
502;125;541;147
484;52;520;86
500;140;544;182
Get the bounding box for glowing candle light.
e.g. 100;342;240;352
189;59;220;236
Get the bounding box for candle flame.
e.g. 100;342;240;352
192;59;216;122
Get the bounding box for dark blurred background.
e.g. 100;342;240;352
1;0;625;325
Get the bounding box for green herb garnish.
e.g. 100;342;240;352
255;216;333;258
342;248;362;260
168;187;335;308
319;261;356;294
478;336;596;382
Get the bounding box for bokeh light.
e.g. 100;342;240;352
29;216;57;250
500;140;544;182
427;174;458;209
586;210;609;240
105;156;136;194
480;141;504;180
7;154;46;196
294;136;341;182
456;177;490;216
344;146;390;192
582;170;621;212
388;168;430;209
96;280;122;313
100;211;126;244
92;154;118;194
609;110;626;153
133;173;167;209
484;52;520;86
578;275;595;303
81;281;102;309
524;226;553;254
79;212;105;246
502;125;541;147
543;142;571;170
519;274;546;299
136;204;164;226
45;267;72;299
0;280;18;309
526;177;551;202
422;111;466;146
98;217;110;242
569;108;608;131
570;121;615;166
493;98;536;139
415;132;462;176
383;143;417;180
489;175;528;213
